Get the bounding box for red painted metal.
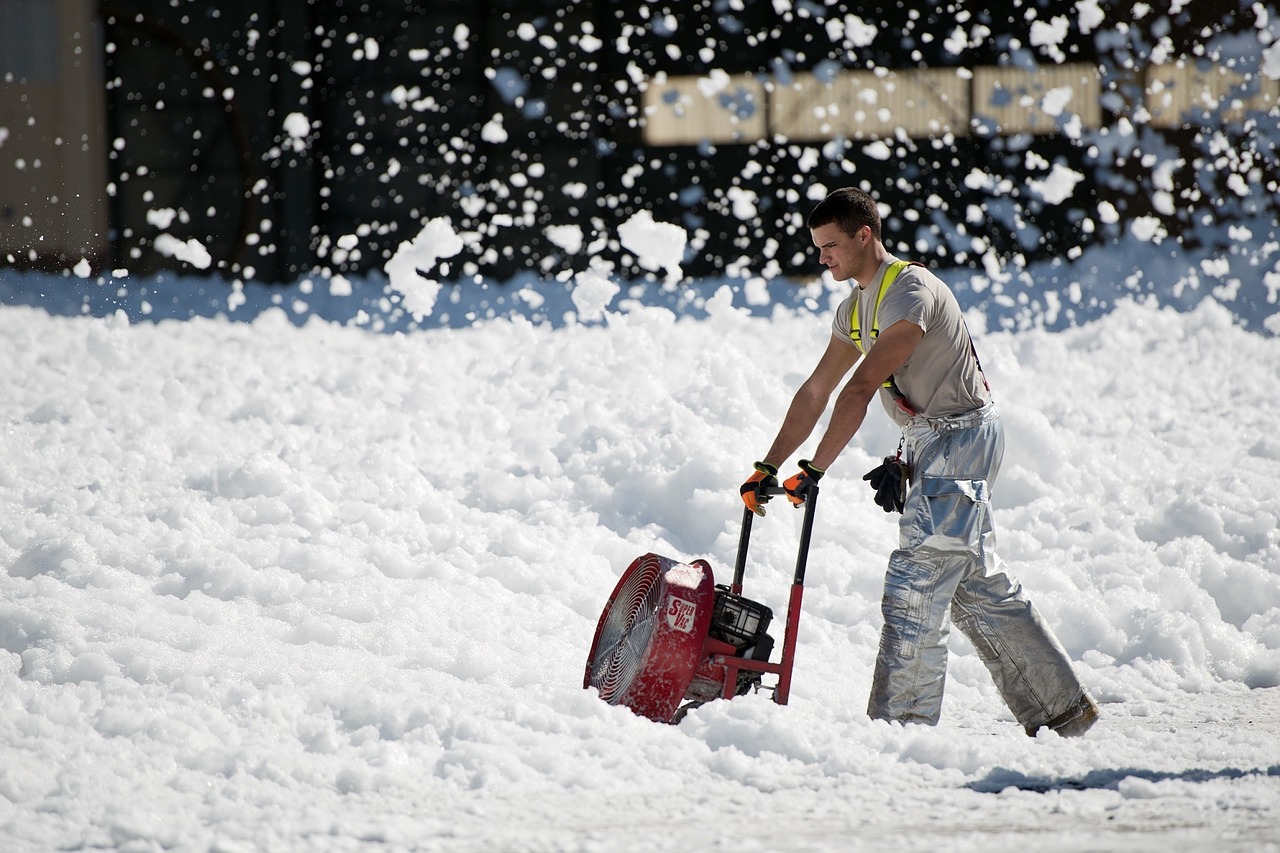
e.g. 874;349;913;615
583;553;716;723
585;484;819;721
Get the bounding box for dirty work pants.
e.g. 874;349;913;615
867;403;1086;730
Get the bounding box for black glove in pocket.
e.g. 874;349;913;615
862;456;910;513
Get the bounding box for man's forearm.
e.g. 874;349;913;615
810;380;876;471
761;387;829;468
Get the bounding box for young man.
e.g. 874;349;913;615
741;187;1098;736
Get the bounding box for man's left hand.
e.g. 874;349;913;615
783;459;824;506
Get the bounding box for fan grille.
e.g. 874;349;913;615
588;554;664;703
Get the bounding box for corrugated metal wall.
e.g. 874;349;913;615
98;0;620;282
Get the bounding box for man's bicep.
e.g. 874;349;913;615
856;319;923;387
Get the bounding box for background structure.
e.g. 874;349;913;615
1;0;1277;284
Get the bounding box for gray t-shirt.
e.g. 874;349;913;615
832;258;992;426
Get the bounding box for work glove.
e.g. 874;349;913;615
783;459;824;507
863;456;909;513
740;461;778;516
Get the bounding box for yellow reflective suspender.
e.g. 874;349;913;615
850;259;919;414
850;259;913;354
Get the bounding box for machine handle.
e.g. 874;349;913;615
731;484;818;591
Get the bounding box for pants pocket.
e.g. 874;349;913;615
880;555;928;659
912;476;988;555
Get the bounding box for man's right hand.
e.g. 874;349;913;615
740;461;778;516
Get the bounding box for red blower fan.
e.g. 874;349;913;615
584;485;817;723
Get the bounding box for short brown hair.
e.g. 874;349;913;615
806;187;882;240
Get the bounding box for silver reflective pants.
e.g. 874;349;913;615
867;403;1087;730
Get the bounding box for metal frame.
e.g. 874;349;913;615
715;484;817;705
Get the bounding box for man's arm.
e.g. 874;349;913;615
808;318;924;471
761;334;860;469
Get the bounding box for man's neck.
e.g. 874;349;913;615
852;246;892;289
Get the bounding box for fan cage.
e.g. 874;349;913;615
588;555;664;703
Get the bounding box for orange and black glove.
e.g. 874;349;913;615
740;461;778;516
783;459;824;506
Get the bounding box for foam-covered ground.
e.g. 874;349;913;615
1;289;1278;851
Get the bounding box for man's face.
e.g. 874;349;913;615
810;222;869;282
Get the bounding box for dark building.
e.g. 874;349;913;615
1;0;1275;285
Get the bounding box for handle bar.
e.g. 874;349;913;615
732;483;817;591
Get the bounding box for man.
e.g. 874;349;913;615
741;187;1098;737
